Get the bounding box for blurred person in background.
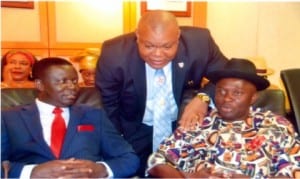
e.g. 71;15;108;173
1;49;37;88
248;56;279;89
71;48;100;87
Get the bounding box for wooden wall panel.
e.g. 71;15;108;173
193;2;207;27
1;2;49;57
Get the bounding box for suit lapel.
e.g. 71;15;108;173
172;43;189;104
129;49;147;110
21;104;53;156
60;106;84;157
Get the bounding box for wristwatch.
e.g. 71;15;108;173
196;93;210;104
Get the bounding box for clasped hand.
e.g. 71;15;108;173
30;158;108;178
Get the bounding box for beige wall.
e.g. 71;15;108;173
1;5;41;41
206;2;300;88
54;1;123;43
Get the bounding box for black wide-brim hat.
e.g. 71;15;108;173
207;58;270;91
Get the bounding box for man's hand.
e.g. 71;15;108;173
31;158;77;178
30;158;108;178
2;160;10;179
178;96;208;131
63;159;108;178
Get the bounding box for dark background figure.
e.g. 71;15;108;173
1;57;139;178
95;10;228;176
71;48;100;87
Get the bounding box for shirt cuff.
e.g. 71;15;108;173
98;162;114;178
20;164;36;179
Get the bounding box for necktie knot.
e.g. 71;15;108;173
53;107;63;114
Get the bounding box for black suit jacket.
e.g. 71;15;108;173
96;26;228;139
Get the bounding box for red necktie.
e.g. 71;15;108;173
51;107;66;158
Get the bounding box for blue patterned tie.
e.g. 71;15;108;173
152;69;172;151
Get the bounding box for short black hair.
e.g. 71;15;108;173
32;57;74;80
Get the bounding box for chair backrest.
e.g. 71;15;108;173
1;87;286;121
253;89;286;116
280;68;300;132
1;87;102;110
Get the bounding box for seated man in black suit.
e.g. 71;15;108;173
1;57;139;178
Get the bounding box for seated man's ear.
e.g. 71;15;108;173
35;79;44;91
251;92;258;105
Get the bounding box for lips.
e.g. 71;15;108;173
65;94;77;100
10;72;26;80
219;104;234;113
11;71;24;76
11;71;23;73
151;61;164;65
63;91;78;101
150;60;167;69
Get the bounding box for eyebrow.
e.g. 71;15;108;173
142;40;177;46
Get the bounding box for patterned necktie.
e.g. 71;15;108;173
51;107;66;158
152;69;172;151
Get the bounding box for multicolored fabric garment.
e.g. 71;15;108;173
147;107;300;178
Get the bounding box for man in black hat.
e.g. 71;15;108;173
146;58;300;178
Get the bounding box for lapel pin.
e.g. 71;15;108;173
178;62;184;68
188;80;194;85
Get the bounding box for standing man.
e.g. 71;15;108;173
1;57;139;178
96;10;228;176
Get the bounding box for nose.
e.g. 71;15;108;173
66;81;77;89
153;47;163;56
13;62;22;68
87;75;95;81
224;92;233;102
